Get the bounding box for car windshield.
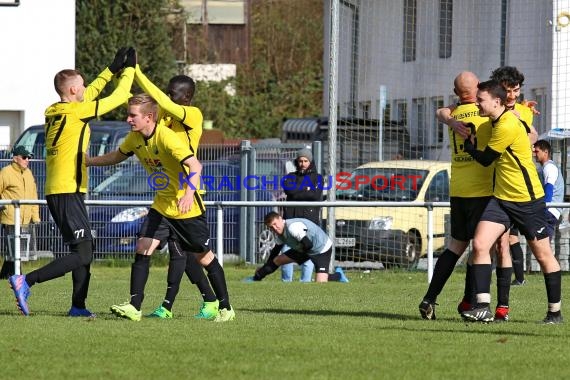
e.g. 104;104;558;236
92;169;151;197
336;167;427;201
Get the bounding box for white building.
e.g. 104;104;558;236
323;0;570;160
0;0;75;147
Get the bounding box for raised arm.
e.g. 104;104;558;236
87;150;129;167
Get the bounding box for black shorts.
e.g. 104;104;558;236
140;208;211;253
46;193;93;244
450;196;491;241
284;247;332;273
545;210;561;239
479;197;550;241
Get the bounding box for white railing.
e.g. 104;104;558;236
3;199;569;283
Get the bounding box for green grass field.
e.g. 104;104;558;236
0;261;568;380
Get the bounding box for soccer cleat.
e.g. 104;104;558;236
511;279;526;286
9;274;30;316
461;306;494;322
194;300;219;320
68;306;96;317
214;307;236;322
543;311;563;324
110;302;142;321
418;299;436;320
242;276;257;283
457;300;472;314
335;267;349;283
494;306;509;322
146;305;173;319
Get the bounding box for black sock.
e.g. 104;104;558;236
254;260;279;281
424;249;460;302
186;253;217;302
463;264;474;304
510;242;525;282
495;267;512;307
544;271;562;304
130;254;151;310
162;254;186;311
472;264;492;307
205;257;231;310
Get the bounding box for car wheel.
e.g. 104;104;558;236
257;228;275;263
403;231;421;268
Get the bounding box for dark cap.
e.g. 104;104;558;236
12;146;33;158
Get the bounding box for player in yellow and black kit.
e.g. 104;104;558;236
134;65;220;320
461;80;562;324
419;71;494;320
8;47;136;317
491;66;538;287
87;93;235;322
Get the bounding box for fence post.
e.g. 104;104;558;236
13;202;21;275
239;140;251;262
427;203;434;283
216;203;224;267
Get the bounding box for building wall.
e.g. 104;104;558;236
323;0;559;159
0;0;75;146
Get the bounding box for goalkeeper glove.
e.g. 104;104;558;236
108;47;128;74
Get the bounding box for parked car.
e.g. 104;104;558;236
69;161;275;258
328;160;451;267
0;121;132;254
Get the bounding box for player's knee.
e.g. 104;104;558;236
71;240;93;266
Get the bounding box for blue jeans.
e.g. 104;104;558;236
281;260;314;282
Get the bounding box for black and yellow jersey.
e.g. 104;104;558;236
44;67;134;195
134;65;203;155
513;102;533;133
487;111;544;202
119;122;205;219
449;103;493;197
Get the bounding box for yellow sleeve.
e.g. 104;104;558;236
76;67;134;118
135;65;187;121
84;68;114;101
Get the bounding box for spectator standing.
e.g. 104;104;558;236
280;148;321;282
0;146;40;279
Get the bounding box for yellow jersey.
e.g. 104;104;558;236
119;123;206;219
487;111;544;202
44;67;134;195
449;103;494;197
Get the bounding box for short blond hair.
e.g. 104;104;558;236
128;93;158;120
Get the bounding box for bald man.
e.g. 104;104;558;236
419;71;498;320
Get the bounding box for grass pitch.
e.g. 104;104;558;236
0;262;567;380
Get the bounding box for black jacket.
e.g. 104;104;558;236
282;162;322;225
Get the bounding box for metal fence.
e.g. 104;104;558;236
4;199;570;281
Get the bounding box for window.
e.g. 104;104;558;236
183;0;245;24
425;170;450;202
403;0;417;62
439;0;453;58
360;101;371;119
412;98;426;145
431;97;445;144
394;100;408;125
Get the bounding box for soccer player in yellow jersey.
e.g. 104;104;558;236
419;72;496;320
8;47;136;317
490;66;538;287
462;80;562;324
134;66;220;320
87;94;235;322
